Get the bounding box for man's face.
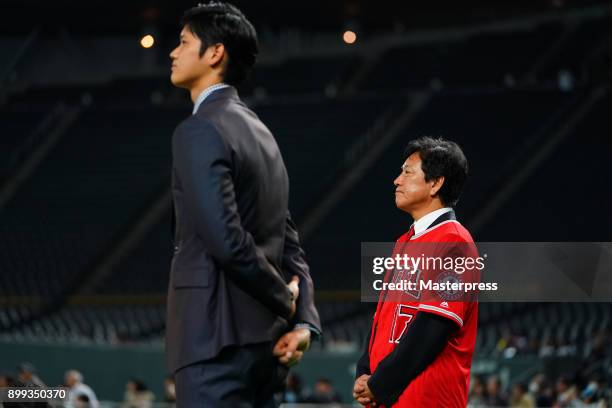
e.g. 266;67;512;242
18;371;31;382
393;152;436;213
169;26;209;89
314;381;332;396
65;374;77;387
487;378;500;394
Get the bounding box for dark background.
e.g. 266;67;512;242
1;0;612;405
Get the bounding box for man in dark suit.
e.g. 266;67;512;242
166;3;321;407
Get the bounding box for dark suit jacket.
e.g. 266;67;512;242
166;86;321;373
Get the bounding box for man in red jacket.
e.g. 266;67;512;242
353;137;478;407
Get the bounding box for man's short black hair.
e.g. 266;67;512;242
404;136;468;207
181;2;258;86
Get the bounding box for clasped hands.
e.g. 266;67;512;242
353;374;376;406
273;276;311;367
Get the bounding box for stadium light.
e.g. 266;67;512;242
140;34;155;49
343;30;357;45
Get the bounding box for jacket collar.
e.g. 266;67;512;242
410;209;457;239
195;86;238;114
412;207;455;235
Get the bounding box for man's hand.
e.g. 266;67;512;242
288;275;300;319
353;374;377;406
273;327;310;367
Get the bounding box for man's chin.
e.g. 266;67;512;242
395;200;410;212
170;75;188;89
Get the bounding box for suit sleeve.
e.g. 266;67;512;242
367;312;455;406
282;212;322;336
173;118;293;320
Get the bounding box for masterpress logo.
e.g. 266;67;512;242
364;242;488;302
369;256;494;302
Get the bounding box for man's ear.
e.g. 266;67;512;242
206;43;226;67
430;176;445;197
